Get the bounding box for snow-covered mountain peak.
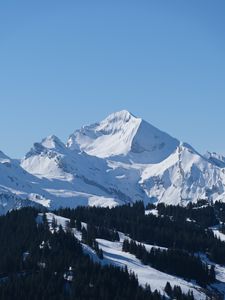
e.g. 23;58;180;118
21;135;70;180
67;110;179;163
24;135;66;160
92;109;140;137
103;109;137;123
41;135;65;150
67;110;141;158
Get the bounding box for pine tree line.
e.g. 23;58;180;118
56;202;225;264
0;208;164;300
164;282;194;300
122;239;215;286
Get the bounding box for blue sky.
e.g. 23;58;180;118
0;0;225;158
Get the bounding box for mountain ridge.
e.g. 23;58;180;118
0;110;225;214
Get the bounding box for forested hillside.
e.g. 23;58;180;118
0;208;162;300
0;201;225;299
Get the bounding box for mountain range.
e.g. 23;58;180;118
1;110;225;214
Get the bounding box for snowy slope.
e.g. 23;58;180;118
1;110;225;213
21;135;71;180
0;150;48;213
96;238;205;299
140;144;225;205
0;140;119;211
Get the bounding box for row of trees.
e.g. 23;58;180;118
69;217;120;259
164;282;194;300
122;239;215;286
56;201;225;264
156;202;218;228
81;226;104;259
80;222;119;243
214;201;225;223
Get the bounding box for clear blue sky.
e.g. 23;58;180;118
0;0;225;158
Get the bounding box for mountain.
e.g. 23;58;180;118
67;110;225;205
67;110;179;164
21;135;127;209
0;150;45;213
140;143;225;205
0;110;225;213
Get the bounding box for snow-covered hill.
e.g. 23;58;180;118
1;110;225;213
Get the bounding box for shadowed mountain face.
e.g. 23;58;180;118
0;110;225;213
204;151;225;168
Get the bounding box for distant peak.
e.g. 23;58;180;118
24;135;66;160
41;135;65;150
67;109;180;162
105;110;137;123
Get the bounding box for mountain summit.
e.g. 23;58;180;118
67;110;179;163
0;110;225;213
